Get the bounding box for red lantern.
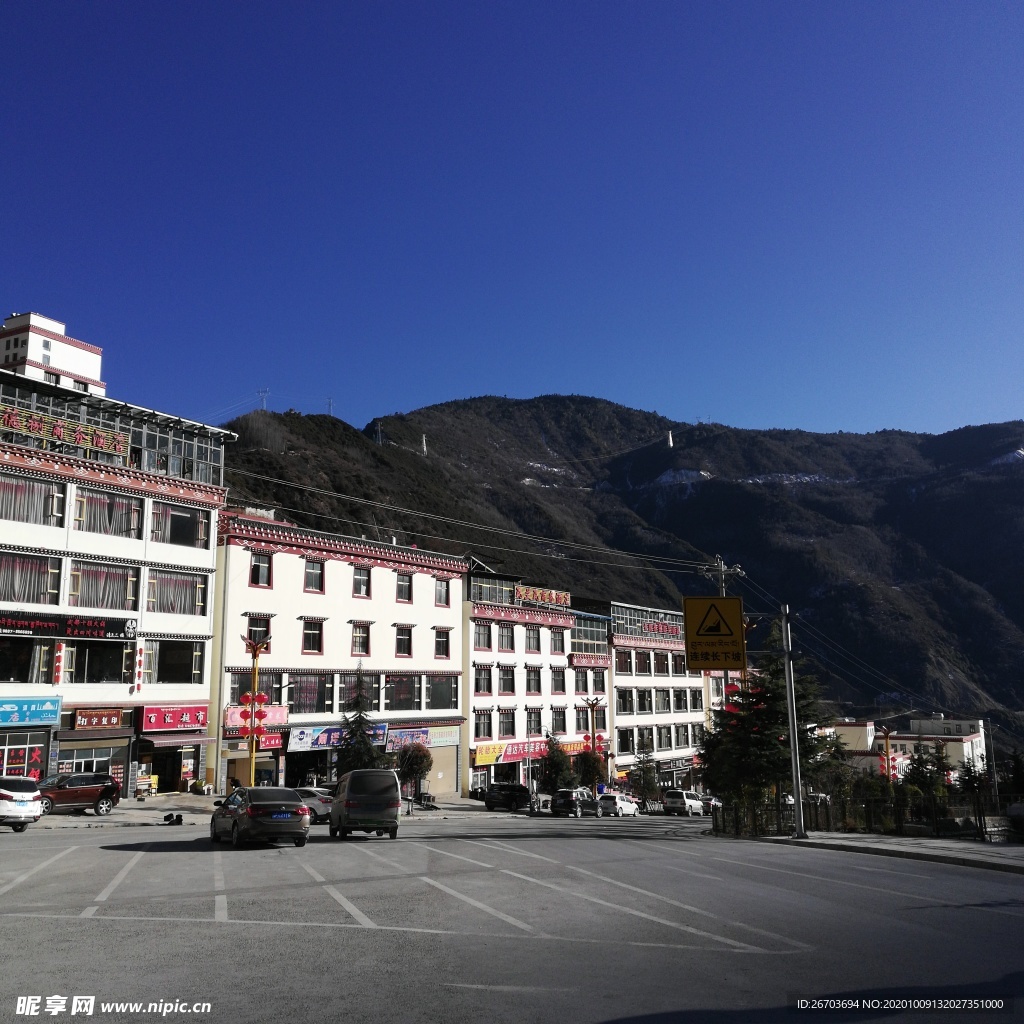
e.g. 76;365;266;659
254;692;269;705
240;692;253;705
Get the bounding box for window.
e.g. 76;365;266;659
426;674;458;710
304;560;324;593
690;689;704;711
527;709;542;736
63;641;134;685
288;673;331;714
474;621;492;650
474;711;492;740
44;371;58;385
499;710;515;738
499;667;515;695
616;689;635;715
672;653;685;674
692;724;705;745
675;723;690;747
0;553;60;605
338;672;380;712
615;649;633;674
74;381;88;393
434;578;450;606
655;689;670;713
250;553;272;587
69;561;138;610
395;626;412;657
654;652;669;675
302;620;324;654
146;570;205;615
474;666;492;694
351;622;370;656
637;689;653;714
593;670;606;694
576;708;590;732
0;475;64;527
637;726;654;752
525;625;540;653
151;502;209;548
470;576;515;604
594;709;607;731
434;630;450;658
657;725;672;749
617;728;634;755
384;674;419;711
635;650;652;674
141;640;203;685
493;622;512;651
574;669;589;694
0;637;54;685
526;667;541;694
552;708;566;733
247;616;271;652
353;566;371;597
550;629;564;654
74;488;142;538
396;573;412;602
551;667;565;694
673;689;687;712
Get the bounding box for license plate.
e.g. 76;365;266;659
16;801;31;808
271;812;292;820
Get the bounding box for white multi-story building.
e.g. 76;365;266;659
211;510;467;794
0;313;232;795
462;566;596;794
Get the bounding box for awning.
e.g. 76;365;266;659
55;728;135;742
141;733;216;748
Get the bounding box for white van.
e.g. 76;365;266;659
662;789;705;816
329;769;401;840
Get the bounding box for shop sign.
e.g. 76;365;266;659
224;705;288;728
474;737;587;765
0;401;128;456
427;726;460;747
259;733;283;750
515;585;571;606
286;722;387;751
641;621;681;636
0;611;137;640
473;742;505;766
0;697;62;726
142;705;208;730
385;728;429;752
74;708;124;729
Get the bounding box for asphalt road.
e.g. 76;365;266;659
2;814;1021;1024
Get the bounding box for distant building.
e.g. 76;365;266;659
2;312;106;395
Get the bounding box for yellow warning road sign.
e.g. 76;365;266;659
683;597;746;672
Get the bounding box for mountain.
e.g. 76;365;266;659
222;397;1024;747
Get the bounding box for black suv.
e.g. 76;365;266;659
484;783;531;811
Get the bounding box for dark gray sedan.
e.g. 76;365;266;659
210;787;310;847
550;787;603;818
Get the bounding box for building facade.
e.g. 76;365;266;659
0;313;232;794
212;510;468;794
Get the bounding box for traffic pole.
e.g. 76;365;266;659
781;605;808;839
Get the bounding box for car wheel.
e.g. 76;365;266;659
231;824;242;847
595;805;602;818
210;819;221;843
573;805;581;818
388;827;398;840
294;837;306;848
94;796;114;816
40;797;53;815
12;822;28;833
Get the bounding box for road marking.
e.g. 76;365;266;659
564;865;812;950
623;838;707;857
643;861;723;881
502;870;763;951
300;861;376;927
446;984;573;992
458;839;559;862
357;845;406;872
419;844;494;868
94;847;149;902
420;876;532;931
213;849;228;922
0;848;76;896
79;905;97;918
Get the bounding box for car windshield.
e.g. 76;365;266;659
248;788;302;804
0;777;40;793
555;790;573;797
38;775;70;788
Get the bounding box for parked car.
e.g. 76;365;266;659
0;776;43;832
551;787;603;818
295;786;334;823
210;786;310;847
701;794;723;814
484;782;531;811
662;789;705;816
37;773;121;816
599;792;640;817
329;769;401;840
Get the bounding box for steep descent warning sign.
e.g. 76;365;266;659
683;597;746;672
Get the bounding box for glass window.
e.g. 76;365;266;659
351;623;370;656
434;578;450;606
655;689;670;713
142;639;204;685
288;674;331;713
550;629;564;655
0;474;64;526
474;666;492;694
593;670;606;694
63;640;133;685
353;566;371;597
434;631;450;658
304;560;324;593
551;708;566;734
525;626;540;653
385;674;419;711
550;667;565;694
146;570;205;615
673;688;687;712
654;652;669;675
526;668;541;694
595;709;607;731
576;708;590;732
657;725;672;749
499;667;515;694
637;689;653;714
617;728;634;755
250;553;271;587
474;711;492;740
675;723;690;747
574;669;588;693
426;674;458;710
470;576;514;604
0;552;60;605
672;653;685;674
69;560;138;610
616;689;635;714
247;616;271;652
474;622;491;650
635;651;652;675
690;689;704;711
396;573;412;602
74;488;142;538
498;623;514;651
302;620;324;654
526;709;542;736
499;710;515;738
395;626;412;657
616;649;632;674
151;502;209;548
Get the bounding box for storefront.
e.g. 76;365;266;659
384;724;461;797
285;722;388;787
471;737;587;792
54;706;135;792
136;704;214;794
0;697;62;780
221;703;290;791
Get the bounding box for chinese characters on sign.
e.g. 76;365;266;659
682;597;746;671
0;613;136;640
73;709;124;730
142;705;208;730
515;585;571;606
1;401;128;456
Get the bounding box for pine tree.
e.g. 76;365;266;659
538;735;576;794
629;736;660;807
335;665;379;776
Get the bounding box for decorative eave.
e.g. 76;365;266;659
471;602;575;628
0;541;215;574
611;632;686;652
569;653;611;668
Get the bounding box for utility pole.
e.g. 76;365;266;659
781;605;808;839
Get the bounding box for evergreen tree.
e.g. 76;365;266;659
629;736;660;806
575;750;604;789
538;735;576;794
334;665;379;776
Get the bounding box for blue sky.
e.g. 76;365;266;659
3;2;1022;436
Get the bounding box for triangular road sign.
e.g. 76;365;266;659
695;603;735;637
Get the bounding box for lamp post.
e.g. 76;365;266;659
582;696;606;796
240;634;271;787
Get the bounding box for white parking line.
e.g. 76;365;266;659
502;869;764;952
213;849;228;922
419;845;494;868
300;861;377;928
357;845;406;872
446;984;574;993
0;847;76;896
458;839;559;862
94;848;149;902
420;876;532;931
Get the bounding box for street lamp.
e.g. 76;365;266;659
581;696;607;796
240;634;271;787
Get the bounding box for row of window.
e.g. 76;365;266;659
615;687;704;714
245;616;452;659
0;474;210;548
249;553;452;606
472;665;605;696
472;621;565;654
0;551;207;615
615;649;694;676
472;707;609;740
616;723;705;755
230;671;459;713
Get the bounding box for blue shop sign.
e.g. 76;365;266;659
0;697;63;726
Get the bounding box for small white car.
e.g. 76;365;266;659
662;789;705;816
0;776;43;833
599;792;640;817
